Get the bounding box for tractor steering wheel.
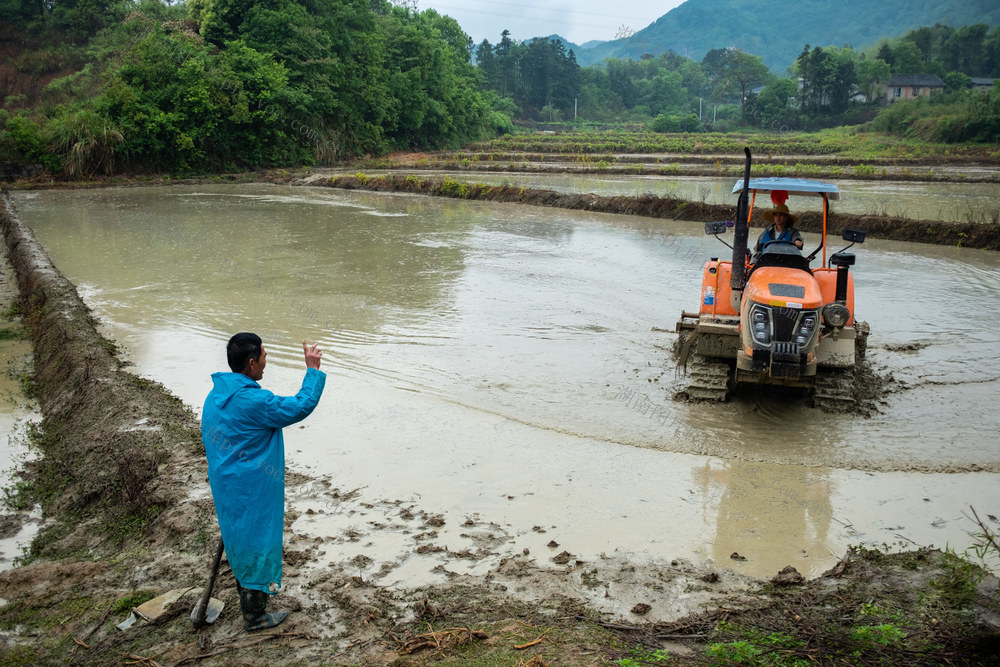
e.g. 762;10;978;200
762;239;798;249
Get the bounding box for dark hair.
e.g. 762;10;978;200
227;332;262;373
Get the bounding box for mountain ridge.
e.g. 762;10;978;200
542;0;1000;70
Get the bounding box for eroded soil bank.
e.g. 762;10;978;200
0;192;998;665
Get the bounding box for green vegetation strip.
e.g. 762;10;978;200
468;129;1000;161
315;174;1000;251
362;152;999;183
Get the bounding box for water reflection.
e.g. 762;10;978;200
693;460;835;570
0;325;38;571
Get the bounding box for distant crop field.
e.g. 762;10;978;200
466;129;1000;162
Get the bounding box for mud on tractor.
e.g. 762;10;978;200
675;149;869;409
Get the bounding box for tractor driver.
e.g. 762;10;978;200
752;204;803;262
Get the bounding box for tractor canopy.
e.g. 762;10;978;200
730;177;840;199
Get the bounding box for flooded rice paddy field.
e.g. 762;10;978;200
5;183;1000;580
315;169;1000;224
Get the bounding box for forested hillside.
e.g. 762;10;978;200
0;0;510;175
1;0;998;179
474;21;999;143
571;0;1000;71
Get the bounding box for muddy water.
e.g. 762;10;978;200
0;263;38;571
7;185;1000;580
323;170;1000;223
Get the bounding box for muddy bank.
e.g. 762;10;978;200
311;173;1000;251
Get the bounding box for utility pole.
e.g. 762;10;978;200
574;94;578;120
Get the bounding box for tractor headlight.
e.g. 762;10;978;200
822;303;850;328
749;304;771;345
794;310;818;346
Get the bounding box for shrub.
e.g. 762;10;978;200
43;109;124;177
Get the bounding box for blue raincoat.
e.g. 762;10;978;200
201;368;326;593
753;224;804;259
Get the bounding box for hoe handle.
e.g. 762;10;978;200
191;538;225;629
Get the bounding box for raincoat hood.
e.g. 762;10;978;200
210;372;260;409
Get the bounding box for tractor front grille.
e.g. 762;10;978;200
772;341;801;363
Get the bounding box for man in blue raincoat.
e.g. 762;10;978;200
201;333;326;631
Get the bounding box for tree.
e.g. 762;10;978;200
986;26;1000;76
476;33;580;119
754;78;797;126
796;45;856;114
190;0;392;156
965;84;1000;142
702;47;769;114
606;58;639;108
856;58;890;102
828;47;858;113
0;0;47;27
942;23;989;75
94;27;308;172
379;7;493;148
576;66;623;120
796;45;831;113
891;41;924;73
907;26;934;63
643;70;685;115
876;42;895;68
941;71;972;92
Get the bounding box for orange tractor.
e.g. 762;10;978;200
675;149;869;407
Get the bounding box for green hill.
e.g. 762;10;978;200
570;0;1000;70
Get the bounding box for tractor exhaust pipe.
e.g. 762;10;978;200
731;147;751;292
835;264;850;303
831;252;856;303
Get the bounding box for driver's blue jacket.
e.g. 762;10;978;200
753;224;803;259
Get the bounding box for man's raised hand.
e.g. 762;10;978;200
303;341;322;370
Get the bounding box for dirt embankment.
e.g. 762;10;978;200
310;173;1000;251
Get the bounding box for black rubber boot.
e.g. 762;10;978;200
238;585;288;632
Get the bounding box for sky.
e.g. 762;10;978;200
414;0;687;47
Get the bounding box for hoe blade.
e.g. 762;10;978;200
190;596;225;628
